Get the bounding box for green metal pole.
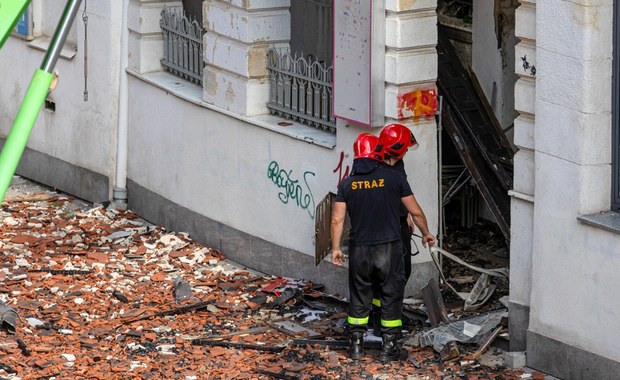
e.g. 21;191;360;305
0;0;32;50
0;0;82;202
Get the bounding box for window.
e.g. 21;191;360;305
266;0;335;133
613;2;620;212
181;0;202;26
290;0;332;63
160;6;204;85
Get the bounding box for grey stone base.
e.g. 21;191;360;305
527;330;620;380
508;300;529;351
127;179;438;298
0;139;109;203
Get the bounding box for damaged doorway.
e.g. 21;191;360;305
437;0;518;242
436;0;518;309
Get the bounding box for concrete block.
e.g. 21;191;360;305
386;11;437;49
220;0;290;10
509;201;534;304
386;0;437;12
204;34;273;78
535;100;611;165
128;1;179;35
504;351;527;369
515;2;536;41
385;48;437;85
535;153;610;215
384;83;437;120
513;150;535;196
128;33;164;74
513;114;534;151
575;163;611;214
202;66;270;116
384;85;399;119
514;77;535;115
537;0;612;61
204;1;290;43
536;50;612;114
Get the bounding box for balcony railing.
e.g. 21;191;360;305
160;7;204;85
267;49;335;133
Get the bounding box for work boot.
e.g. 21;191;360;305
378;333;408;363
349;331;364;360
371;307;381;337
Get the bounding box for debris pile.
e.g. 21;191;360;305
0;181;542;379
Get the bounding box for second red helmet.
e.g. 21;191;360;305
353;133;384;162
379;123;418;159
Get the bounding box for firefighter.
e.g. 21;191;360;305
369;123;420;334
331;131;435;363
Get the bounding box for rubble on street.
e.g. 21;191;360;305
0;178;547;379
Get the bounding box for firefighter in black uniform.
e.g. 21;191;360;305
331;131;435;363
369;123;420;334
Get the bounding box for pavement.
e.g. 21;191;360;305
0;175;559;379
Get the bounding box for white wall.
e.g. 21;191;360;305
128;80;334;254
515;0;620;363
0;2;121;184
126;77;439;258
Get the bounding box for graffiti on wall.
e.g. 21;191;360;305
267;161;316;219
521;55;536;76
397;88;438;122
332;151;350;186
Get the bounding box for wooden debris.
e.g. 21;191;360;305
191;339;285;353
290;338;382;349
470;326;503;360
2;193;56;203
422;278;461;361
121;300;214;324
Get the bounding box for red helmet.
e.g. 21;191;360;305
379;124;418;159
353;133;383;161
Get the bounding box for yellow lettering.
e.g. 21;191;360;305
371;180;378;188
351;182;357;190
379;179;385;187
364;181;370;189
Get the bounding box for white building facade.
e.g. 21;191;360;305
1;0;620;377
510;0;620;377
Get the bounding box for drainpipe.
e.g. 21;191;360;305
113;0;129;204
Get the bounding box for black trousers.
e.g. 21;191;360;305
371;218;412;308
347;240;406;334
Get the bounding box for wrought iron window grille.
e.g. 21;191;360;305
160;7;204;86
266;49;336;134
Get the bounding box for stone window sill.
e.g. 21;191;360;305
577;211;620;235
128;69;336;149
27;36;77;60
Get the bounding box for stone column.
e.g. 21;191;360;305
127;0;179;74
202;0;290;116
384;0;439;297
509;0;536;352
